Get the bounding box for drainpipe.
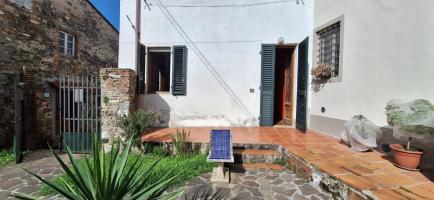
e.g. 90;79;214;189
135;0;141;73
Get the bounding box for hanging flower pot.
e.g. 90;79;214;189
311;64;334;81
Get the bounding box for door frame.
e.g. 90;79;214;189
275;45;296;125
260;43;297;126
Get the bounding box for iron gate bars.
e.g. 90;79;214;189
58;74;100;153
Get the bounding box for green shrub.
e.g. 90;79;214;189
152;146;167;156
13;134;182;200
118;109;158;151
171;129;191;155
0;150;15;168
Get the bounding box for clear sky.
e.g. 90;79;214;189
90;0;120;31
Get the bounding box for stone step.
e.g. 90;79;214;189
229;163;286;171
233;148;282;164
232;143;280;151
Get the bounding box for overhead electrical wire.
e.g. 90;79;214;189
148;0;299;8
153;0;256;119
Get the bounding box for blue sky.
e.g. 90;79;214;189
90;0;120;31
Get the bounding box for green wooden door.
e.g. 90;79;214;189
296;37;309;132
260;44;276;126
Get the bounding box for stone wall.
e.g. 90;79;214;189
0;72;17;149
100;68;136;143
0;0;118;149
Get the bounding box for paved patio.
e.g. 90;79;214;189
142;127;434;199
0;150;70;199
180;169;326;200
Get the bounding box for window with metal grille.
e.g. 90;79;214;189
60;31;75;57
317;22;340;76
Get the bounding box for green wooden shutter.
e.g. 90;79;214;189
260;44;276;126
138;44;146;94
296;37;309;132
172;45;187;95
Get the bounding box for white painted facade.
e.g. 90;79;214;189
119;0;313;127
119;0;434;134
310;0;434;137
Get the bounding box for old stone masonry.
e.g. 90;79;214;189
180;169;326;200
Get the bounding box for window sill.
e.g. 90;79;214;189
147;92;171;95
60;54;76;59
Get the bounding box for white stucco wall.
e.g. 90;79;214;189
119;0;313;127
118;0;139;69
310;0;434;135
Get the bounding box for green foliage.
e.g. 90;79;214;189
103;96;109;105
0;150;15;168
352;115;372;139
386;99;434;136
118;109;158;151
13;134;182;200
38;153;215;197
152;146;167;156
171;129;191;155
273;158;287;167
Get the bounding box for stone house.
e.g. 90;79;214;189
0;0;118;149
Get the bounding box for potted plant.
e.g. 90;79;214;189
311;63;334;81
385;99;434;170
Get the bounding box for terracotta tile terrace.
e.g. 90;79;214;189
142;127;434;200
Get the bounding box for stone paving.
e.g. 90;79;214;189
1;150;325;200
143;127;434;199
0;150;71;199
179;169;326;200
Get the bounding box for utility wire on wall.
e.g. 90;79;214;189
148;0;300;8
154;0;256;120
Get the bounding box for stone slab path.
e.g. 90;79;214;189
180;169;326;200
0;150;72;199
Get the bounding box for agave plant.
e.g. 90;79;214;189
12;134;182;200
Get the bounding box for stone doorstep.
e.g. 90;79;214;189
233;148;282;164
233;148;281;156
229;163;286;171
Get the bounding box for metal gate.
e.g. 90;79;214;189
58;74;100;153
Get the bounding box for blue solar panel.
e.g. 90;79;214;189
209;130;231;160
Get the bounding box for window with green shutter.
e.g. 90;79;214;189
172;45;187;96
138;44;146;94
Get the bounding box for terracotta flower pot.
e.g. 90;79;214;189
390;144;423;170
